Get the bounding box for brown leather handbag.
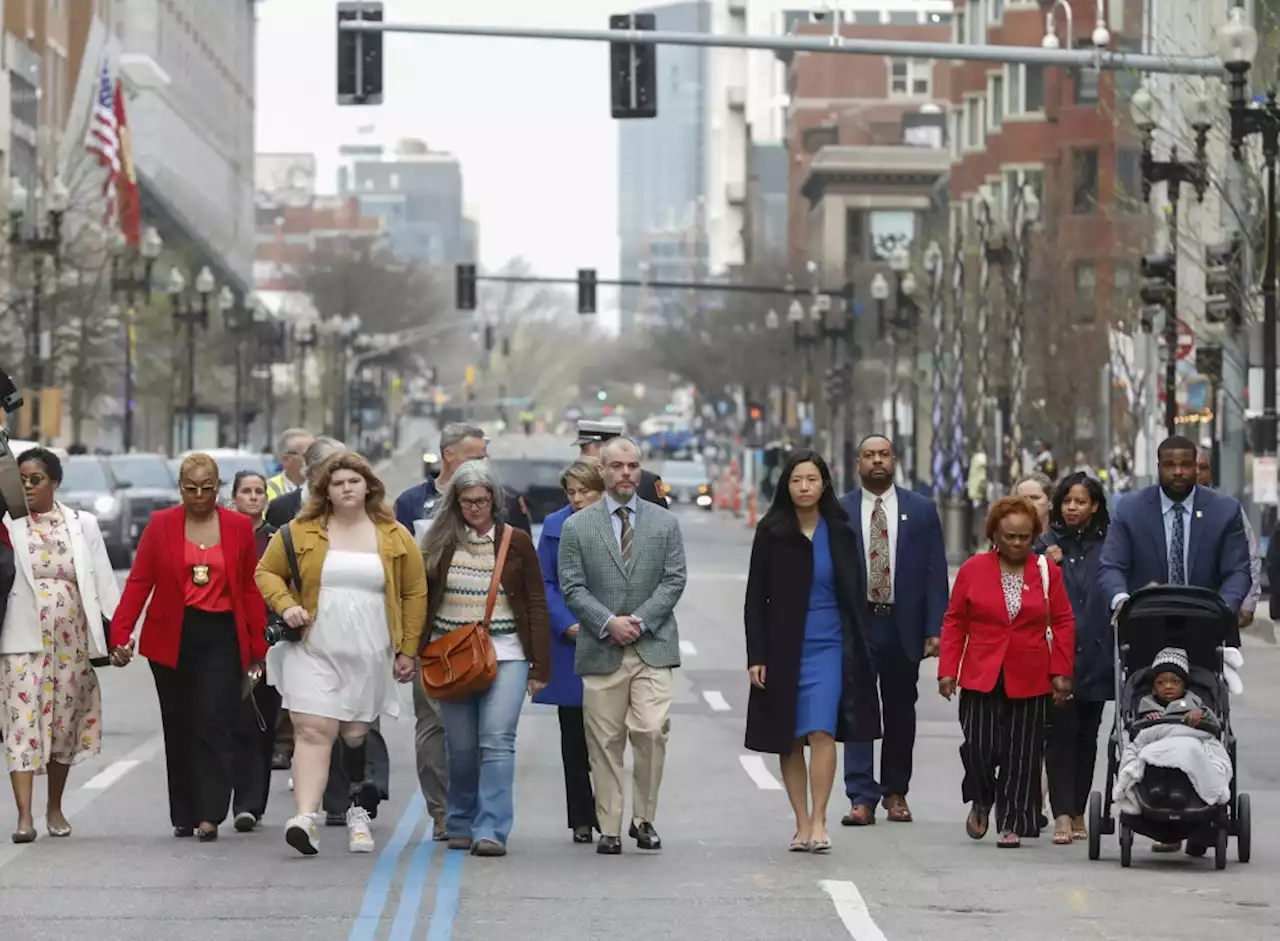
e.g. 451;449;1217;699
419;526;513;702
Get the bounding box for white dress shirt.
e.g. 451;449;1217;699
861;486;899;603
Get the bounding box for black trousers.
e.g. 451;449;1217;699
958;678;1049;837
150;608;241;828
323;722;391;817
231;681;281;819
1045;698;1106;819
843;613;919;804
558;706;598;830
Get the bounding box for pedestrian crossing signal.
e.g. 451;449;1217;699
337;2;384;105
609;13;658;119
578;268;598;314
456;263;477;311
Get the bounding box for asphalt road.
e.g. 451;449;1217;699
8;433;1280;938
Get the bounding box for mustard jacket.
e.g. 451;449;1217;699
254;517;427;656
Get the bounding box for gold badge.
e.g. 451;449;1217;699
192;564;211;586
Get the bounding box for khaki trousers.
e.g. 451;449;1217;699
581;646;672;838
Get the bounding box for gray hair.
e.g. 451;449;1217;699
304;436;345;476
419;458;504;570
276;427;311;457
439;422;485;455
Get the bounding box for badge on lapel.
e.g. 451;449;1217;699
901;514;908;522
1195;510;1203;519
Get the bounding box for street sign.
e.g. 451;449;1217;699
1176;319;1194;360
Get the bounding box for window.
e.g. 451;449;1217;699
950;110;963;159
1116;148;1143;210
889;59;932;97
1006;63;1021;115
954;9;966;45
845;209;866;260
966;98;983;149
887;11;918;25
967;1;985;45
870;211;915;259
1074;261;1098;321
852;11;881;25
1073;149;1100;214
988;74;1004;129
1114;261;1134;296
1006;64;1046;115
989;0;1004;23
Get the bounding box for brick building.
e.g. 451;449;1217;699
253;197;382;294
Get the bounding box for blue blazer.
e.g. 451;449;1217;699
838;486;949;663
1098;484;1250;640
532;505;583;707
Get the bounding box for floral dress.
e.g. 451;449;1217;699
1;507;102;772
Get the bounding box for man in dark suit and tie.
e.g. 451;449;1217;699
1099;434;1251;648
838;435;949;826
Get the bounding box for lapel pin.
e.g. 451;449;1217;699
901;514;908;521
1195;510;1203;519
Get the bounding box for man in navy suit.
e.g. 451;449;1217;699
1099;435;1250;648
838;435;949;825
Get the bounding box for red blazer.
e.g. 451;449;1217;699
110;506;268;671
938;551;1075;699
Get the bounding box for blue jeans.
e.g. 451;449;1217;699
438;659;529;845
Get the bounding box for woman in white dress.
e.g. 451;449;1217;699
255;451;426;857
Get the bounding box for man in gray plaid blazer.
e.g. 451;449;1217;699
558;437;687;855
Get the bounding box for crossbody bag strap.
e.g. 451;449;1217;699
1037;553;1052;648
282;523;302;588
480;526;514;627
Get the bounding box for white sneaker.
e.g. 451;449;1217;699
288;776;294;791
285;813;319;856
347;806;374;854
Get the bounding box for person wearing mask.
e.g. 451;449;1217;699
256;452;425;857
939;496;1075;848
1036;473;1112;845
2;448;119;842
744;449;880;852
109;454;268;842
228;470;280;832
837;436;948;827
532;460;605;843
572;419;664;506
1196;447;1260;630
265;428;314;502
419;459;549;856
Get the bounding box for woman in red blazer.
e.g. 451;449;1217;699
938;495;1075;848
109;453;268;842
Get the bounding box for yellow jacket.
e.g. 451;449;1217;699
254;517;427;656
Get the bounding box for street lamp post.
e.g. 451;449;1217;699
325;314;362;440
1219;8;1275;454
168;266;215;452
1130;81;1211;437
110;226;162;453
219;286;245;448
924;239;947;498
8;176;69;444
293;321;319;427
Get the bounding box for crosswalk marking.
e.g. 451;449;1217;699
738;754;783;790
702;690;731;711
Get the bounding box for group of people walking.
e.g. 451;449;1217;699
744;433;1253;853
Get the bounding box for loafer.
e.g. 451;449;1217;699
447;836;473;851
629;821;662;850
597;835;621;855
573;826;594;844
471;839;506;857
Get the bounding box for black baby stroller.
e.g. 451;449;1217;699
1087;585;1251;870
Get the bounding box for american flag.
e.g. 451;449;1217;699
84;58;120;226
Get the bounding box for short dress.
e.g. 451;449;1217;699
266;549;399;723
793;518;844;738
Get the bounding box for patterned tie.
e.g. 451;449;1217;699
616;506;633;566
1169;503;1186;585
869;497;892;601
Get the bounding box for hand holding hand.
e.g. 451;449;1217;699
1045;545;1063;565
1051;675;1073;706
747;664;766;689
393;654;415;683
605;616;642;646
109;642;134;667
938;676;957;700
923;637;940;659
282;606;311;629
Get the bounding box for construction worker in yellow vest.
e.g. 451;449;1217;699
265;428;314;501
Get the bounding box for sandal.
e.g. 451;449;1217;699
789;835;811;852
965;804;990;841
997;831;1022;848
1053;816;1074;845
1071;816;1087;841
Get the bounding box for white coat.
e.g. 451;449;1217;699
1;503;120;659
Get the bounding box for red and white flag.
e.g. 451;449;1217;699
83;56;120;230
113;77;141;247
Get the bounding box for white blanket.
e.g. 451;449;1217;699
1113;723;1233;815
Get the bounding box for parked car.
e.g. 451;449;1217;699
179;448;271;504
61;455;134;569
490;458;569;524
108;453;181;546
658;458;713;509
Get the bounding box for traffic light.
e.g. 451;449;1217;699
501;335;511;357
609;13;658;119
1138;251;1176;332
456;263;477;311
336;2;383;105
577;268;598;314
483;323;495;352
1204;233;1245;325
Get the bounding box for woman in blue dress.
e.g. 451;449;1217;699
745;450;881;853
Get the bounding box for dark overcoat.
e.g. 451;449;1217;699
743;516;882;755
1036;523;1114;702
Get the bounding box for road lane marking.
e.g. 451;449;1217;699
82;759;139;790
739;754;783;790
348;792;426;941
679;640;697;656
388;834;440;941
702;690;731;711
426;845;466;940
819;879;890;941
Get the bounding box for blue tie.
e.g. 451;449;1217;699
1169;504;1186;585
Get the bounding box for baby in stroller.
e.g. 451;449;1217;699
1134;648;1223;810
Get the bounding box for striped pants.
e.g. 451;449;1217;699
958;679;1049;837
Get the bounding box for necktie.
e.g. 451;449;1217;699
1169;503;1186;585
615;506;633;566
869;497;892;601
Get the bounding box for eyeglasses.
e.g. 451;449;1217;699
21;474;46;487
182;484;218;496
459;497;492;510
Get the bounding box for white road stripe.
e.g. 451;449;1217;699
679;640;697;656
819;879;890;941
82;759;140;790
738;754;783;790
702;690;731;712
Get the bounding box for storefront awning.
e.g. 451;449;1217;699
136;167;251;297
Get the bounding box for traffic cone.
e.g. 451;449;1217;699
746;492;757;527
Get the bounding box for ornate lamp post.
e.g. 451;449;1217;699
168;265;215;451
111;226;162;452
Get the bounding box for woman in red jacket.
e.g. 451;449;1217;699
938;495;1075;848
109;453;268;842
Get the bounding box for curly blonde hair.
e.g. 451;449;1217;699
296;451;395;524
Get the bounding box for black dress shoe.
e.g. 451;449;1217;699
173;827;194;838
629;821;662;850
573;826;594;844
597;835;621;855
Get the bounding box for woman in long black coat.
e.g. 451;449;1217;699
744;449;881;853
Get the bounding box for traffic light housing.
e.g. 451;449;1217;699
1138;251;1176;331
337;2;384;105
577;268;598;314
483;323;495;352
1204;233;1245;325
456;263;477;311
609;13;658;119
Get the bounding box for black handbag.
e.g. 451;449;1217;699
264;524;305;646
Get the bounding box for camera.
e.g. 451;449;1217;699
264;618;304;646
